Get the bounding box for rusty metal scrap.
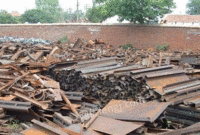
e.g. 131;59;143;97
0;100;31;111
0;38;200;134
101;100;170;122
13;91;49;110
90;116;145;135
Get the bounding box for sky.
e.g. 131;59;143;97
0;0;189;14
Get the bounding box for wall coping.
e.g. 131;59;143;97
0;23;200;28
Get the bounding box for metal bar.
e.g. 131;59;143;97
0;100;31;111
65;92;83;101
131;65;174;74
158;122;200;135
13;91;49;110
146;69;185;78
77;57;117;65
0;71;30;91
53;112;72;127
81;64;122;74
84;109;101;129
61;90;80;117
169;91;200;105
82;103;98;109
163;79;200;94
31;119;69;135
177;84;200;94
76;61;117;70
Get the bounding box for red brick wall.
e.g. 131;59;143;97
0;24;200;50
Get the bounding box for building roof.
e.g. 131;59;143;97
161;15;200;23
10;11;21;17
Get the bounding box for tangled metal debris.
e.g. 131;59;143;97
0;37;200;135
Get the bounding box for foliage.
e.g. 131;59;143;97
86;6;114;23
156;44;168;51
58;36;68;44
8;119;22;130
64;9;85;22
86;0;175;23
124;44;133;49
35;0;64;22
186;0;200;15
20;9;55;23
0;10;19;24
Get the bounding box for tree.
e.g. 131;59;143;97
186;0;200;15
35;0;64;22
64;9;85;22
0;10;19;24
86;0;175;24
20;9;55;23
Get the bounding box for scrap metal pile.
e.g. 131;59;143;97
0;37;200;134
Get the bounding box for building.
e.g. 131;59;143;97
160;14;200;25
10;11;21;17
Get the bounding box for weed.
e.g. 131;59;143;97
156;44;168;51
58;36;68;44
124;44;133;49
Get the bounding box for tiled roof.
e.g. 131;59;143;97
162;15;200;23
10;11;21;17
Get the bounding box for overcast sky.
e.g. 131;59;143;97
0;0;189;14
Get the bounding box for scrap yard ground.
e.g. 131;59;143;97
0;24;200;135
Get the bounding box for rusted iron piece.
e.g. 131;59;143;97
11;48;26;60
65;92;83;101
53;112;72;127
168;91;200;105
13;91;49;110
0;71;30;91
0;95;16;101
84;109;101;129
53;88;62;101
146;73;189;95
31;119;69;135
158;122;200;135
0;100;31;111
101;100;169;122
90;116;144;135
163;78;200;94
61;90;80;117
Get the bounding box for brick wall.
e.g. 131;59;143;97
0;23;200;50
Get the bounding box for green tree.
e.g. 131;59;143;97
20;9;55;23
86;0;175;23
187;0;200;15
35;0;64;22
64;9;85;22
0;10;19;24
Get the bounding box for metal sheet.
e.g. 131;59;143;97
90;116;144;135
146;73;189;95
101;100;169;122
